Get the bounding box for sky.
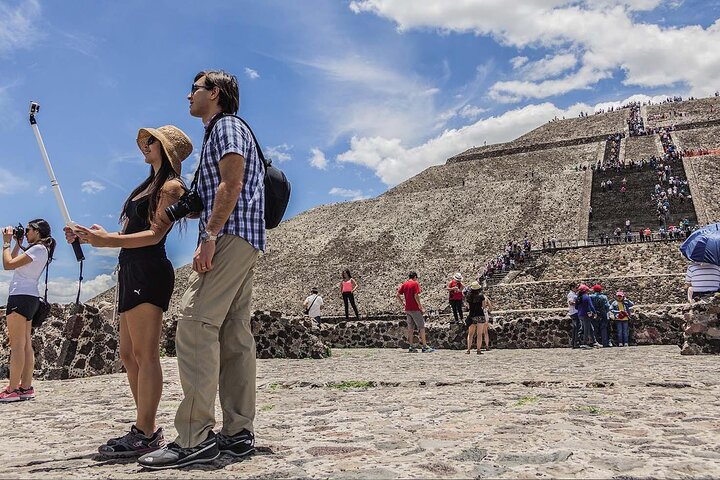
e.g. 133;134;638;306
1;0;719;303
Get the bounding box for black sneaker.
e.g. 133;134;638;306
99;426;165;458
217;429;255;457
138;431;219;470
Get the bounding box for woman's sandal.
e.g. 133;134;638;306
477;350;483;355
465;349;471;354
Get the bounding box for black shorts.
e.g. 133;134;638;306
6;294;39;320
118;257;175;313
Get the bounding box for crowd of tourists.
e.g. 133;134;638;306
479;237;533;280
567;284;635;348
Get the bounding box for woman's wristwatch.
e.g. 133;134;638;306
3;242;11;249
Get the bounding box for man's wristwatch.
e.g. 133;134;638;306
200;230;217;243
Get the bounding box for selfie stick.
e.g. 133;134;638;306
28;102;85;262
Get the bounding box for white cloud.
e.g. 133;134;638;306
0;167;30;194
328;187;369;201
37;185;47;194
47;273;115;304
309;148;328;170
266;144;292;163
510;56;529;69
0;271;115;305
350;0;720;100
515;53;578;81
458;104;487;120
336;95;653;186
244;67;260;80
297;55;446;144
0;0;42;55
89;247;121;258
183;153;201;184
81;180;105;194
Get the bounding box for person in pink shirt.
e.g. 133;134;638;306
340;269;360;320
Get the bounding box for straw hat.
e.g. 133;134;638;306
470;281;482;290
136;125;193;175
453;272;463;281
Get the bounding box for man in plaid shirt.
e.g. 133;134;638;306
140;70;265;470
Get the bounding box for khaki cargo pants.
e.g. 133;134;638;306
174;234;258;448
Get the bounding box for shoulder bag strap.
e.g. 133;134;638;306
308;294;318;310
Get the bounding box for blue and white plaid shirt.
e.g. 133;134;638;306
196;115;265;252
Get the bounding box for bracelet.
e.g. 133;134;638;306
3;243;10;249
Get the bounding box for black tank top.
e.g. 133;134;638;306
118;195;168;262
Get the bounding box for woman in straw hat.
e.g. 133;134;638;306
66;125;192;457
465;281;491;354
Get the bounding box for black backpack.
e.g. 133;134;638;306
207;115;291;229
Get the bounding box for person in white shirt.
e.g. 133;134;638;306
303;287;324;325
567;286;580;348
685;261;720;303
1;219;55;402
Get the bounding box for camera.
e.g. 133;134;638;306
165;189;204;222
12;223;24;241
29;102;40;115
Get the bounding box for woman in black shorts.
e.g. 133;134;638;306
1;219;55;402
465;281;488;354
67;125;192;456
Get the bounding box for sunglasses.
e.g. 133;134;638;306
190;83;212;94
146;136;157;147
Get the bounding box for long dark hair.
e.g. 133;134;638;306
120;145;185;227
342;269;352;280
28;218;56;263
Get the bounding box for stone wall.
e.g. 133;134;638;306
511;242;687;283
0;303;121;380
624;135;660;161
1;306;331;380
317;305;684;350
673;125;720;150
488;274;685;310
685;155;720;224
645;97;720;129
681;294;720;355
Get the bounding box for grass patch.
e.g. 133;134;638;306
260;404;275;412
513;395;539;407
327;380;376;390
269;383;281;391
576;405;609;415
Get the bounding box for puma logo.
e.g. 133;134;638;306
133;289;141;295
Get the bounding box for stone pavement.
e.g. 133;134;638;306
4;346;720;479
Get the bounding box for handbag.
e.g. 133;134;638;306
304;294;319;316
32;250;51;328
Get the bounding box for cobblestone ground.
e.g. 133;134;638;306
4;346;720;479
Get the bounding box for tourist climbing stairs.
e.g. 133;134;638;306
587;126;698;239
484;250;542;287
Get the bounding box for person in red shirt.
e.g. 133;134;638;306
396;271;434;353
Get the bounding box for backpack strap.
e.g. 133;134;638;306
189;113;268;190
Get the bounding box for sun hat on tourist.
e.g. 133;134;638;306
136;125;193;175
577;283;590;292
453;272;463;281
616;290;625;297
592;284;602;292
470;281;482;290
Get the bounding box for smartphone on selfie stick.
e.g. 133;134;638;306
29;101;85;304
28;102;85;263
